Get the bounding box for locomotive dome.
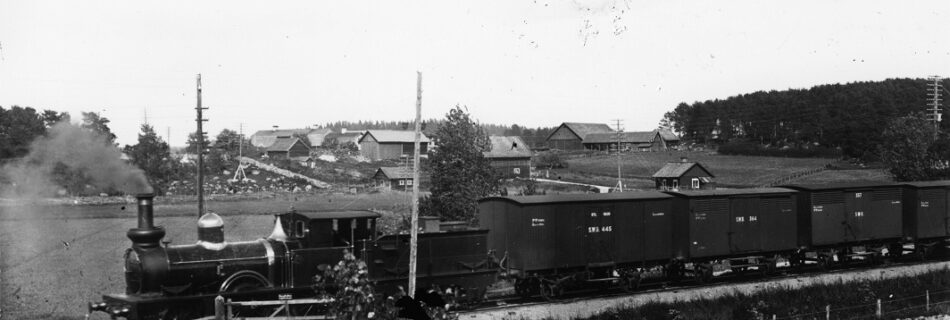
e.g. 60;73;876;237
197;212;224;228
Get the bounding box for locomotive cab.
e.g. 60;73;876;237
275;210;382;286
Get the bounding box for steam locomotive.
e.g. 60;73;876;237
88;194;496;319
90;180;950;318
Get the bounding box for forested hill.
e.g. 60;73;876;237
662;78;950;158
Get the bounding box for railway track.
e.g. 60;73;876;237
458;258;950;320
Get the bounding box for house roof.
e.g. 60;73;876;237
266;137;309;152
483;136;532;158
359;130;430;143
251;128;328;147
781;182;903;191
376;167;414;180
657;128;680;142
583;131;659;144
904;181;950;188
652;162;715;178
547;122;614;141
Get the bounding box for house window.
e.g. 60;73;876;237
692;178;700;189
295;221;306;237
672;179;679;190
406;179;413;186
513;168;521;174
398;180;405;186
661;179;667;190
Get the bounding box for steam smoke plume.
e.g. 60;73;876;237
0;122;153;197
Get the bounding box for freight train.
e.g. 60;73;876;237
90;181;950;319
478;181;950;299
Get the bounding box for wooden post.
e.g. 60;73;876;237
214;295;225;320
876;299;881;318
825;305;830;320
927;290;931;311
408;71;422;298
195;74;206;218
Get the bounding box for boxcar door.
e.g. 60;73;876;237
729;197;761;253
585;207;615;266
844;190;869;241
811;191;845;245
916;189;947;239
690;199;730;258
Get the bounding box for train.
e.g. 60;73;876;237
90;181;950;319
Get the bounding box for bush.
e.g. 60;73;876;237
534;152;567;169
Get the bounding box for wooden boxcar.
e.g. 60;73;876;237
478;192;674;275
902;181;950;241
783;183;904;247
666;188;798;260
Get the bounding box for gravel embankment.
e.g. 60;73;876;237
460;261;950;320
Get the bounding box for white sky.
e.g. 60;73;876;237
0;1;948;146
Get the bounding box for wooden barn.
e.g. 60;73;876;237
582;131;667;152
652;159;715;191
484;136;533;179
265;137;311;159
545;122;613;150
657;128;680;147
359;130;430;161
373;167;414;191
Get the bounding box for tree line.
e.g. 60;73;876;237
662;78;950;159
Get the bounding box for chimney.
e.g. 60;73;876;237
127;194;165;249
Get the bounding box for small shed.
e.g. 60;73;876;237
653;159;714;191
374;167;415;191
484;136;533;178
265;137;311;159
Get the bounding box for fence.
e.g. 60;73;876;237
197;295;335;320
767;288;950;320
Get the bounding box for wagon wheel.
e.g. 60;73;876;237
538;282;562;301
817;255;831;270
620;273;641;293
514;278;533;298
694;265;713;283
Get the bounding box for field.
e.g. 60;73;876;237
0;192;413;320
553;150;890;188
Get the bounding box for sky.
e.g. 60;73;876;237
0;1;948;147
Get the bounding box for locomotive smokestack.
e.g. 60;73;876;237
127;193;165;248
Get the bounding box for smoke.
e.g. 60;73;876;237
0;122;153;198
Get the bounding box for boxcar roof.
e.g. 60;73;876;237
664;187;796;198
289;210;381;219
781;182;902;191
480;191;673;205
903;180;950;188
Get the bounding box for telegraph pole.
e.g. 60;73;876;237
196;74;208;218
613;119;624;192
927;75;943;131
409;72;422;298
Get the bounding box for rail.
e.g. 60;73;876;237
196;295;335;320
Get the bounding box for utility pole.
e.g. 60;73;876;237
927;75;943;131
409;72;422;298
195;74;208;218
613;119;624;192
167;127;170;145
